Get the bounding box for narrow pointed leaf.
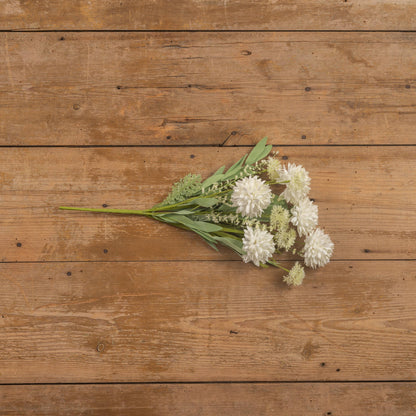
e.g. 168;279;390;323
213;236;244;255
164;214;223;233
202;165;225;188
191;197;219;207
245;137;268;166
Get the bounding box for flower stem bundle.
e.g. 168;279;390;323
60;138;333;286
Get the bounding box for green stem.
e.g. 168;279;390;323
218;226;244;235
215;231;239;240
266;180;290;185
59;207;151;216
148;189;230;212
267;259;290;273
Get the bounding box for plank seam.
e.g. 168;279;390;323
0;144;415;149
1;380;415;386
0;259;414;264
3;30;416;33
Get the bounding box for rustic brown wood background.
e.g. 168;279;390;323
1;1;416;414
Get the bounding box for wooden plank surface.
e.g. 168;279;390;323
2;383;416;415
1;1;416;31
0;260;415;383
2;0;416;412
2;32;416;146
0;146;414;262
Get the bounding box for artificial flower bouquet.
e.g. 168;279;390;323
60;138;333;286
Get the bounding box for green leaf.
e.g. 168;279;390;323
175;209;196;215
213;236;244;255
192;229;219;251
217;204;237;214
245;137;272;166
223;154;248;180
193;222;223;233
164;214;223;233
245;137;267;165
202;165;225;189
256;144;273;163
191;197;219;207
157;209;195;216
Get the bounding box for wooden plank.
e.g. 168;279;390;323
1;383;416;415
1;1;416;31
2;32;416;146
0;146;414;262
0;260;415;382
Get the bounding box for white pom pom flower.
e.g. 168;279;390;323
242;226;275;267
290;198;318;237
304;228;334;269
279;163;311;204
231;176;272;218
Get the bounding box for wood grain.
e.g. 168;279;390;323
2;383;416;415
0;260;415;382
1;0;416;31
0;146;414;262
2;32;416;146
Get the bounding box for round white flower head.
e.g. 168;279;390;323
242;226;275;267
279;163;311;204
290;198;318;237
283;262;305;287
304;228;334;269
231;176;272;218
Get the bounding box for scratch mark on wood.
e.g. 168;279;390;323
4;274;30;309
3;35;15;89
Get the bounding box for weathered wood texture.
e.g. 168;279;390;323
0;260;415;383
0;146;414;262
2;383;416;415
1;1;416;31
2;0;416;411
2;32;416;146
